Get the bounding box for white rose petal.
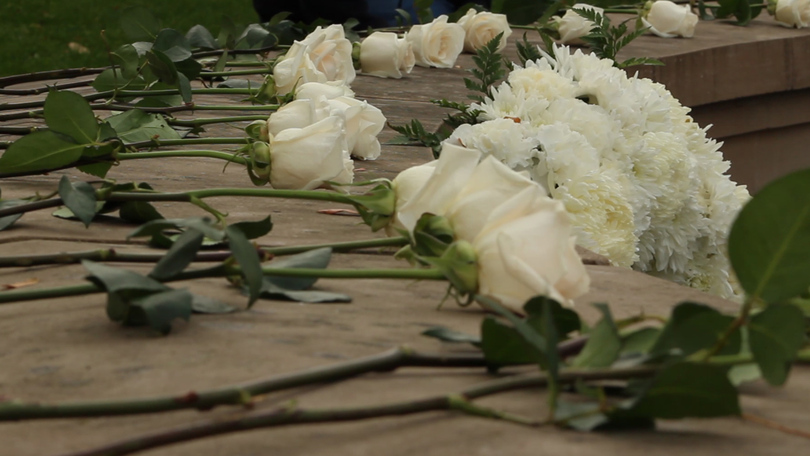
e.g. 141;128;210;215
273;25;356;95
407;15;465;68
474;189;590;311
642;1;699;38
327;96;387;160
360;32;416;78
456;8;512;52
553;4;604;44
269;116;350;190
295;81;355;100
774;0;810;28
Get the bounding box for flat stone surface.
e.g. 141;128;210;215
1;20;810;456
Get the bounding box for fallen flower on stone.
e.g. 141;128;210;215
359;32;416;78
456;8;512;53
407;15;465;68
642;0;699;38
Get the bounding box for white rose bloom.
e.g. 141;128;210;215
456;8;512;52
267;95;386;160
295;81;355;100
360;32;416;78
773;0;810;28
388;161;439;234
273;25;355;95
269;116;350;190
445;156;540;241
327;96;387;160
553;4;604;44
474;187;590;311
642;1;699;38
407;15;465;68
396;142;481;233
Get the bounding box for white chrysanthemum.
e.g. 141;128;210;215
459;43;748;299
550;171;638;268
449;119;542;170
472;83;550;124
507;62;579;101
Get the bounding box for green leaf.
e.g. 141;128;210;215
728;363;762;386
153;29;192;62
174;57;202;80
130;288;193;335
118;201;165;224
230;216;273;240
0;131;85;174
422;326;481;346
111;44;141;79
149;229;205;280
555;400;655;431
495;0;551;25
748;304;805;386
617;363;740;419
91;69;149;93
191;294;237;314
0;199;26;231
177;73;192;104
43;90;99;144
186;25;219;50
480;317;541;366
58;176;97;228
728;169;810;303
573;303;621;368
128;217;224;243
104;110;181;144
650;302;741;357
83;260;169;294
226;225;263;307
251;280;352;303
77;162;114;178
263;247;332;290
523;296;581;336
621;327;661;355
147;49;179;85
120;6;160;42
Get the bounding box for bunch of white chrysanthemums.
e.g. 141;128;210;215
446;45;749;298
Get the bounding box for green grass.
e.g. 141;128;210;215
0;1;260;77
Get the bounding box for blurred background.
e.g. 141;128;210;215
0;1;259;76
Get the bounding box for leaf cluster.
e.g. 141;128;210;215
575;9;663;69
464;33;507;103
387;119;448;158
701;0;764;25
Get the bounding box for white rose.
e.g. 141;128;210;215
395;142;481;233
269;116;350;190
473;188;590;311
388;160;439;235
642;1;699;38
295;81;355;100
553;4;604;44
456;8;512;52
407;15;466;68
273;25;356;95
360;32;416;78
773;0;810;28
266;95;385;160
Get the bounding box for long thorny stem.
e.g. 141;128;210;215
0;237;409;268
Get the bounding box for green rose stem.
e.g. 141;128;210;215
0;347;494;421
0;88;260;114
0;237;409;268
0;264;446;305
54;367;663;456
0;67;105;89
166;115;269;127
126;137;252;149
0;80;94;96
200;68;272;77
